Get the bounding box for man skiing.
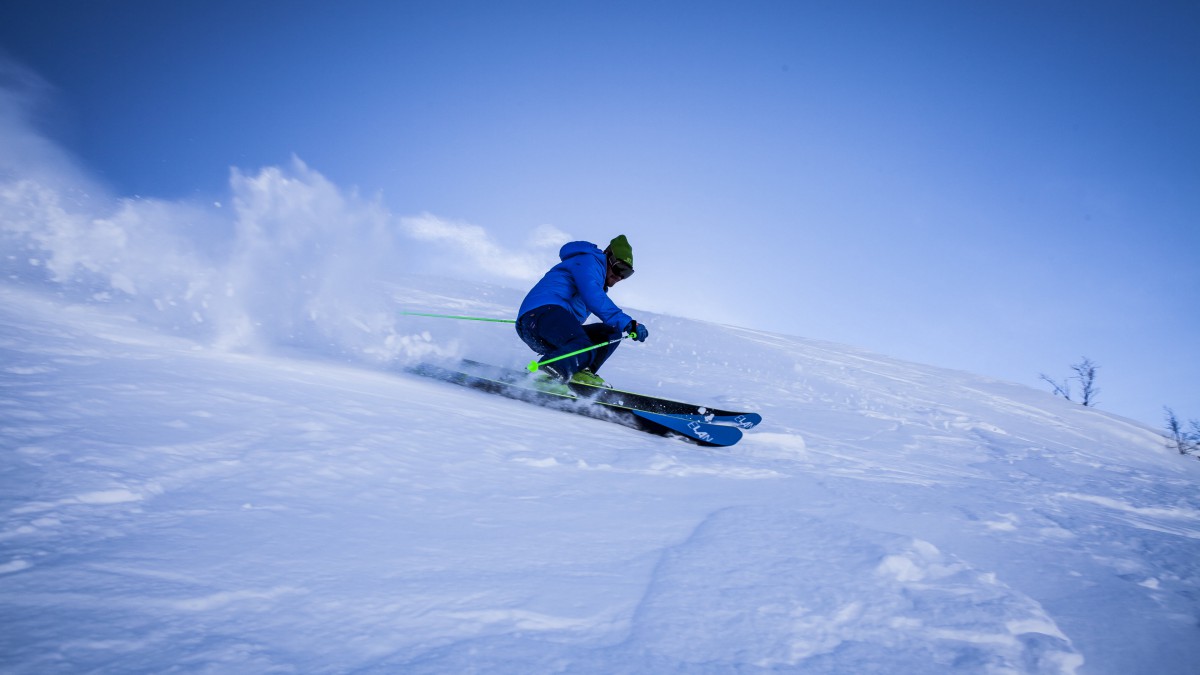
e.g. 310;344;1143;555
516;234;649;389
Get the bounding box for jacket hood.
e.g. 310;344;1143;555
558;241;603;261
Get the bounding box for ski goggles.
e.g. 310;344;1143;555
610;258;634;280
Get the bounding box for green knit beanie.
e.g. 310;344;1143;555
607;234;633;268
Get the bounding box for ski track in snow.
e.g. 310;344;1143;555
1;285;1198;674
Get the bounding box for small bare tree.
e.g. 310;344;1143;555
1039;373;1071;401
1164;407;1200;456
1040;357;1099;407
1072;358;1100;407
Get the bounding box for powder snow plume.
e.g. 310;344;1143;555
0;64;565;363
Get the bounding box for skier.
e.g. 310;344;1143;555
516;235;649;390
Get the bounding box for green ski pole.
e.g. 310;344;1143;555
527;334;630;373
399;311;516;324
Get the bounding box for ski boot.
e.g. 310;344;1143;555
570;368;612;388
531;365;572;396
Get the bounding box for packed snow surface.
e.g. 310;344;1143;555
1;276;1197;674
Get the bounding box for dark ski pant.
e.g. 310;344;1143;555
516;305;622;380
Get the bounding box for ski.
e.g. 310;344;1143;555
459;359;762;429
409;361;743;447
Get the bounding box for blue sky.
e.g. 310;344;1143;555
1;0;1197;428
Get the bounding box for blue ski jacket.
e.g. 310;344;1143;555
518;241;633;332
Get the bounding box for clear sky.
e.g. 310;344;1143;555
1;0;1197;429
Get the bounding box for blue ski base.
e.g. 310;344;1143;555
409;362;745;447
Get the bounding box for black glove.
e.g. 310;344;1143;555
626;320;649;342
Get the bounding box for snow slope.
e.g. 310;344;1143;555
2;278;1197;674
